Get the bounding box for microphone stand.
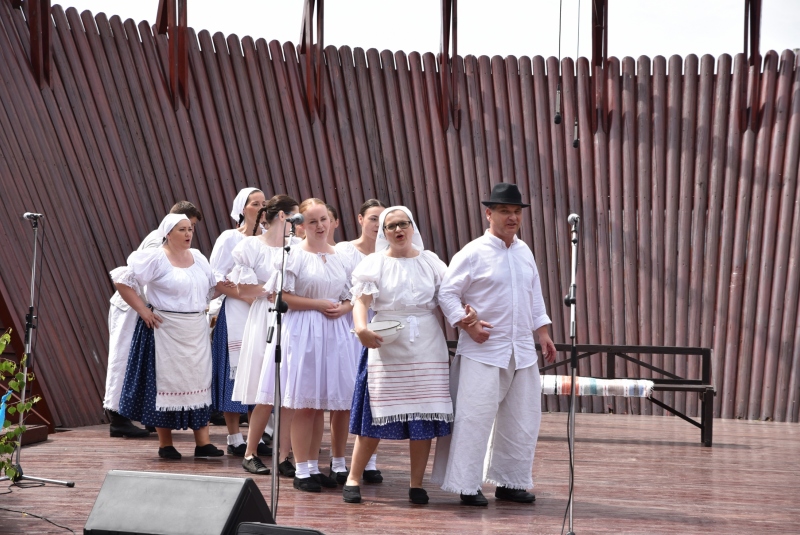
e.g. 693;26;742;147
266;221;294;521
0;215;74;487
562;215;579;535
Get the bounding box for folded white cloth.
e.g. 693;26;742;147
541;375;654;398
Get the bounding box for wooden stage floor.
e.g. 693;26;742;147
1;413;798;534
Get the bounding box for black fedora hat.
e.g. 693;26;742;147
482;182;530;208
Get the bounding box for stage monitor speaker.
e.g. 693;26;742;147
238;523;325;535
84;470;274;535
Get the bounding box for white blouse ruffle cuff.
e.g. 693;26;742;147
109;266;140;295
350;281;379;301
227;265;259;285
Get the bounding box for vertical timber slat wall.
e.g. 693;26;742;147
0;3;798;426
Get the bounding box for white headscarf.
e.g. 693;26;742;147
375;206;424;252
158;214;190;241
230;187;260;223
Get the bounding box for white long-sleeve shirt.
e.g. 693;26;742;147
438;230;551;369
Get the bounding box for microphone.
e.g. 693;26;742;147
554;83;562;125
22;212;45;220
572;118;579;148
285;213;304;224
568;213;580;226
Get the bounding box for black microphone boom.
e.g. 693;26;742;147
285;213;304;224
572;118;579;148
554;83;562;125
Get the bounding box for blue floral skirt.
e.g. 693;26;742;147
211;302;251;414
349;347;451;440
118;317;211;430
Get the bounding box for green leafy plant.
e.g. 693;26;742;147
1;328;40;481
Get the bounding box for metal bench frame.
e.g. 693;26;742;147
447;342;716;447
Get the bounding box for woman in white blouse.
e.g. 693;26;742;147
112;214;224;460
209;187;270;458
258;198;359;493
331;198;387;484
343;207;473;505
228;194;300;476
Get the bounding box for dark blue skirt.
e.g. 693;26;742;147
211;300;251;414
118;316;211;430
349;347;452;440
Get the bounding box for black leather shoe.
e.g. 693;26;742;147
293;476;322;493
257;442;273;457
409;487;429;505
107;410;151;438
329;461;348;485
311;472;338;489
278;458;296;478
363;469;383;483
494;486;535;503
227;443;246;457
343;484;361;503
242;455;271;475
460;491;489;506
158;446;181;460
194;444;224;457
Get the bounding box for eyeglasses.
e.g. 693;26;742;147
384;220;412;232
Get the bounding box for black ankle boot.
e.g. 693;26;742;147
107;410;151;438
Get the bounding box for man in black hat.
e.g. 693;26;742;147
431;183;556;506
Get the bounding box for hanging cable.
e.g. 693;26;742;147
555;0;563;124
572;0;581;148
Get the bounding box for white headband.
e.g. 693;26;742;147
230;187;259;223
375;206;424;252
158;214;190;240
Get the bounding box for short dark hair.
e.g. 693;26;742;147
326;204;339;221
170;201;203;221
358;199;387;217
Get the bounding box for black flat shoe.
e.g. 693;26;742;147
293;476;322;493
363;469;383;484
409;487;429;505
227;443;246;457
158;446;181;460
460;491;489;506
242;455;271;475
107;410;151;438
342;484;362;503
278;458;296;478
494;486;535;503
256;442;272;457
311;472;338;489
329;461;349;485
194;444;224;457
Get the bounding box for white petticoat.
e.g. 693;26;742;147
103;304;140;411
232;297;275;405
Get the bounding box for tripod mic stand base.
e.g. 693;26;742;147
0;464;75;487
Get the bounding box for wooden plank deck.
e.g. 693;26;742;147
1;413;798;534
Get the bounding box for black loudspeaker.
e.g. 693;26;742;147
238;524;325;535
84;470;274;535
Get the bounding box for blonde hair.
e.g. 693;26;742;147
298;198;326;214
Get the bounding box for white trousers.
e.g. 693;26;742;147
431;352;542;495
103;305;139;411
